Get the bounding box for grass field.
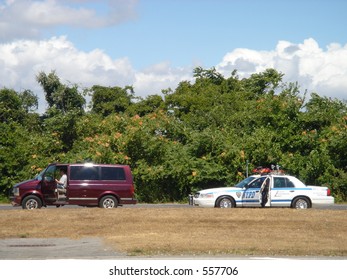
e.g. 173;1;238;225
0;207;346;257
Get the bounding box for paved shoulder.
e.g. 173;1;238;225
0;237;125;259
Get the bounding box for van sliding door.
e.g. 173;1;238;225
68;165;101;205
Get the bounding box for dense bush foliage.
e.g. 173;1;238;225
1;68;346;202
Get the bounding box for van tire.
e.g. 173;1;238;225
22;195;42;210
99;195;118;208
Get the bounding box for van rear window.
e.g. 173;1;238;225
101;167;126;181
70;166;126;181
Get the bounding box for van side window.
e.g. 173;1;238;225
101;167;126;180
70;166;99;180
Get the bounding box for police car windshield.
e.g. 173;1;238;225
235;176;257;188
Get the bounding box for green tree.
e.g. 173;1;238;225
242;68;284;96
0;88;23;123
42;110;82;153
19;89;38;113
36;71;85;114
0;122;33;197
91;85;134;116
193;66;224;85
127;94;165;116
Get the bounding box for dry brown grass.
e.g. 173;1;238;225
0;207;346;257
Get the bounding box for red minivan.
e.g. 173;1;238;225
10;163;137;209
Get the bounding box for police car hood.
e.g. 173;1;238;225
198;186;242;194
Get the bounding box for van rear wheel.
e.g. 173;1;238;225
22;195;42;210
99;196;118;208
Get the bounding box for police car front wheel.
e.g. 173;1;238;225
216;197;235;208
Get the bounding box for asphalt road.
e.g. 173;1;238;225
1;203;347;210
0;203;190;210
0;237;126;259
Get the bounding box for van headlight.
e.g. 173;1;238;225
13;187;19;196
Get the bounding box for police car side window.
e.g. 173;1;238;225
287;179;295;188
273;177;293;188
248;177;265;188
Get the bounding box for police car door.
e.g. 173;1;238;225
242;177;266;207
270;176;294;207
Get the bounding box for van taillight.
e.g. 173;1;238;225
327;188;331;196
131;184;135;195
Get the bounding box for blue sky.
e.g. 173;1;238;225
68;0;347;68
1;0;347;111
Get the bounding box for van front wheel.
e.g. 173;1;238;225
22;195;42;210
99;196;118;209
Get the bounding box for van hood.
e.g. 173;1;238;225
14;178;39;188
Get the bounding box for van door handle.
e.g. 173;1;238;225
290;190;295;192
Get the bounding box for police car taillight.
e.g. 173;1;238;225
327;188;331;196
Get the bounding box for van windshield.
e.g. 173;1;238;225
35;168;47;181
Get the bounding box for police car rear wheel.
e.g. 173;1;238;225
216;197;235;208
292;197;310;209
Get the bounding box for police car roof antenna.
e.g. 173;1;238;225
246;160;249;177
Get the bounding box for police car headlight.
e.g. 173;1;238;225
200;193;214;199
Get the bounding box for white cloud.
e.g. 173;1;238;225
0;36;134;111
217;38;347;101
1;36;347;113
0;36;191;112
0;0;138;41
134;62;192;96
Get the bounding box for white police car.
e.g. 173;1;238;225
189;174;334;209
